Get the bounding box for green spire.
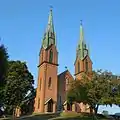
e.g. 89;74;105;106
77;21;89;60
46;8;54;33
88;44;90;56
80;20;84;59
80;20;84;47
42;8;56;49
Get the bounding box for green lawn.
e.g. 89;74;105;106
17;113;60;120
0;112;113;120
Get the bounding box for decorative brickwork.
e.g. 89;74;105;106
34;9;93;114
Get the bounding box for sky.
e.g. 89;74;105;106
0;0;120;114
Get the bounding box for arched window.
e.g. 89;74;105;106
48;77;52;89
78;62;80;73
49;49;53;63
86;60;88;72
39;79;42;91
38;98;40;109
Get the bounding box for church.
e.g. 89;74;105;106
34;8;92;113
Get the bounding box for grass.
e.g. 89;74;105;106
17;112;60;120
0;115;12;120
49;112;109;120
0;112;112;120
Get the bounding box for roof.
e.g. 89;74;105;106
58;70;68;78
44;98;53;105
42;9;56;49
63;100;67;105
58;69;74;82
74;54;93;65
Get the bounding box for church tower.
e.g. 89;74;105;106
74;21;92;80
34;8;58;113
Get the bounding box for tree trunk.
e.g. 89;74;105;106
95;104;99;114
90;106;93;114
12;108;16;120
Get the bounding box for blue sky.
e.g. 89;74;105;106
0;0;120;114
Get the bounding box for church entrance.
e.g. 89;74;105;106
47;99;53;112
67;103;72;111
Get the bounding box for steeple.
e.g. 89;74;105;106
88;44;90;56
77;21;88;60
35;7;58;113
46;7;54;34
74;21;92;79
80;20;84;49
42;8;56;49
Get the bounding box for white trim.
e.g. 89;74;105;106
44;98;52;105
63;101;67;105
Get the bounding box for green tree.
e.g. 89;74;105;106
4;61;34;118
20;89;36;115
109;77;120;106
0;44;9;112
0;44;8;86
67;70;114;114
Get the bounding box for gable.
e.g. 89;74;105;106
58;70;74;81
83;55;93;64
65;70;74;81
75;55;92;65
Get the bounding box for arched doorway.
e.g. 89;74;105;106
67;103;72;111
47;99;53;112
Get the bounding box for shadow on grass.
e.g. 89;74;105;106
49;113;109;120
1;112;110;120
17;113;60;120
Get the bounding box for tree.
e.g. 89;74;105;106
67;77;88;104
109;77;120;106
87;70;113;114
67;70;114;114
20;88;36;115
0;44;9;115
0;44;8;86
4;61;34;119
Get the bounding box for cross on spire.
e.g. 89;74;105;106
65;66;68;70
76;20;89;60
42;7;56;49
49;5;53;11
80;20;82;25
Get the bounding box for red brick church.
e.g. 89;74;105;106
34;8;92;113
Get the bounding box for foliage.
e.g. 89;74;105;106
67;70;116;114
0;44;9;111
0;44;9;86
110;78;120;106
21;89;36;115
67;77;88;104
3;60;34;116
